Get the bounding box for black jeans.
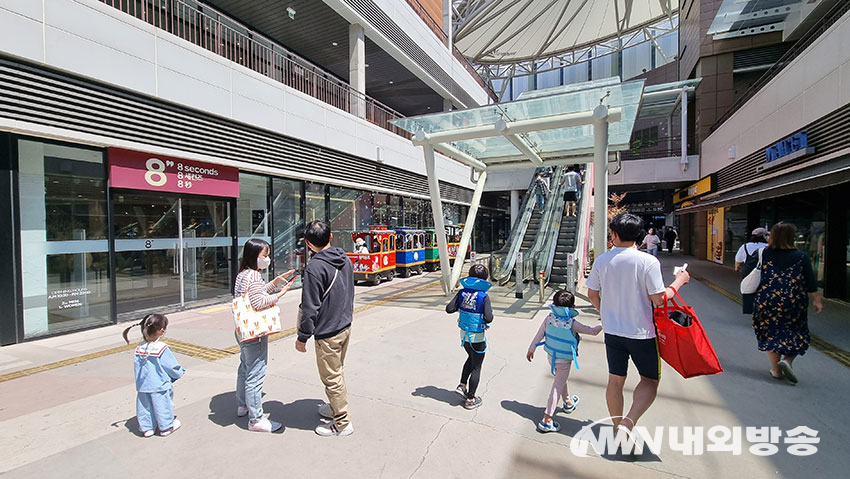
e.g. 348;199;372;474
460;341;486;399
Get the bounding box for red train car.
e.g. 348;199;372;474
346;227;396;285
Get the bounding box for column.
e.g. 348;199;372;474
349;23;366;119
592;105;610;257
443;99;453;112
423;145;452;294
510;190;520;226
681;88;689;168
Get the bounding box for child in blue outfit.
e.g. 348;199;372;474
527;290;602;432
122;313;185;437
445;264;493;410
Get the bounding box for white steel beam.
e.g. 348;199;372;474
424;145;453;294
432;142;488;171
448;170;488;291
504;134;544;166
592;105;610;257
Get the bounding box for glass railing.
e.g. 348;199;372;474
521;166;567;283
489;167;545;285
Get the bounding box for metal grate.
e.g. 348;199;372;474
0;57;473;203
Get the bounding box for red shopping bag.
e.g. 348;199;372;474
654;288;723;378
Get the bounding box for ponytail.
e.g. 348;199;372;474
122;314;169;344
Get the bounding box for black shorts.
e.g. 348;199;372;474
604;333;661;380
563;191;578;202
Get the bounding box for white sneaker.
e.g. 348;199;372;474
318;402;334;419
142;429;154;438
249;416;282;433
237;406;249;417
315;422;353;437
160;418;181;437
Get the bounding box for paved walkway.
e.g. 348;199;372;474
1;261;849;478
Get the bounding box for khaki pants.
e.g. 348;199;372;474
315;327;351;428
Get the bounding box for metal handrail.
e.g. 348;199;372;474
521;166;567;283
489;167;544;285
562;168;592;292
100;0;411;139
712;0;850;132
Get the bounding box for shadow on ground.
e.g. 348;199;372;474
411;385;465;407
208;391;326;432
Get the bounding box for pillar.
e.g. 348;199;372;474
443;98;453;112
509;190;520;226
592;105;610;256
423;145;452;294
349;23;366;118
449;171;488;291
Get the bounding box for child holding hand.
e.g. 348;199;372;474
527;290;602;433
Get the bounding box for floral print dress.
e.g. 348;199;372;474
752;249;817;357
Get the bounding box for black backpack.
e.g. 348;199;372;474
741;244;761;278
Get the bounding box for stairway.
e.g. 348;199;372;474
520;209;543;252
548;215;578;286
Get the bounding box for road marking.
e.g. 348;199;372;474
199;304;231;314
691;271;850;369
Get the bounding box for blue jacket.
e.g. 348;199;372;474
134;340;184;393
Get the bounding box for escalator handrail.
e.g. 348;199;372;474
542;166;592;289
521;166;567;282
490;167;545;285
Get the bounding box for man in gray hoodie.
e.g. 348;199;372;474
296;220;355;436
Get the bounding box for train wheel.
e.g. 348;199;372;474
386;271;395;281
400;268;410;278
371;275;381;286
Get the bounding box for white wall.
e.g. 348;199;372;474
701;9;850;176
0;0;474;192
608;155;700;186
323;0;491;108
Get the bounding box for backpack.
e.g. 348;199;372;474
535;306;581;373
741;244;762;278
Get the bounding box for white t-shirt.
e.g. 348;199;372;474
735;242;767;263
642;234;661;250
586;246;666;339
561;171;581;192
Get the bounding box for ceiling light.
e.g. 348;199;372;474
388;81;394;84
286;7;296;19
332;42;338;46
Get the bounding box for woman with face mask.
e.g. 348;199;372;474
233;238;295;433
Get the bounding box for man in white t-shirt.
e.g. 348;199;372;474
587;213;690;437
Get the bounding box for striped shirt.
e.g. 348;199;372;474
234;269;278;311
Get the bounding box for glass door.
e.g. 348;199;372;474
113;192;233;315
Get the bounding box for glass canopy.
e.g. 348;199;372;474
637;79;702;119
391;77;646;162
707;0;800;37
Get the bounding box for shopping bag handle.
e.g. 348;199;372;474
659;286;687;317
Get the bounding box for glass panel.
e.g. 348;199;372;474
846;207;850;301
386;196;402;228
305;182;326;223
272;178;304;285
237;173;270;241
181;197;232;302
113;193;180;314
723;205;748;268
330;186;373;252
623;42;652;80
18;140;110;337
372;193;389;226
403;197;424;227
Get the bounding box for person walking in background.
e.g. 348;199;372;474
123;314;184;437
534;171;550;212
753;223;823;385
587;213;690;444
735;227;769;315
640;228;662;257
664;227;677;254
296;220;356;436
559;166;583;216
526;290;602;433
234;238;296;433
447;264;493;410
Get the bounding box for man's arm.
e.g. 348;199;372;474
296;267;324;343
588;288;601;311
649;271;690;307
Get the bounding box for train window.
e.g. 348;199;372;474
425;234;432;247
418;234;424;248
371;237;379;252
382;238;388;252
396;234;404;250
406;234;413;249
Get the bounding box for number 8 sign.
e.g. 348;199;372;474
108;147;240;197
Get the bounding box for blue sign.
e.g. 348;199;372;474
765;131;809;164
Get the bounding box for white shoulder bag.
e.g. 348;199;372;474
740;248;764;294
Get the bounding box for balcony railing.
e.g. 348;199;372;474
99;0;410;138
620;136;693;161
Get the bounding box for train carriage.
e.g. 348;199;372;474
423;228;441;271
394;228;426;277
346;227;396;286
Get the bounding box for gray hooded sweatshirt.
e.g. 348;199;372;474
297;246;355;342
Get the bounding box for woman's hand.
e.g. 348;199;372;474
276;278;294;300
526;350;534;362
273;269;296;287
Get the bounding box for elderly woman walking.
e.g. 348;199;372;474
752;223;823;385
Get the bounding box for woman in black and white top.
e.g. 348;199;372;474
735;227;769;314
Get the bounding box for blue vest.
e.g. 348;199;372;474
536;305;581;373
457;277;491;352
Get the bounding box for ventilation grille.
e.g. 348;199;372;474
716;102;850;191
0;57;473;203
345;0;478;107
733;44;791;70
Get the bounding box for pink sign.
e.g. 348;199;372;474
109;148;239;197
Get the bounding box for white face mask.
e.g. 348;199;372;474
256;256;271;270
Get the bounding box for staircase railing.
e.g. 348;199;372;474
489;167;545;285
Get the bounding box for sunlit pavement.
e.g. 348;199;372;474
1;260;848;478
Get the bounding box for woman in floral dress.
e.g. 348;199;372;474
753;223;823;385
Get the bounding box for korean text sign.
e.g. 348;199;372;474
109;148;239;197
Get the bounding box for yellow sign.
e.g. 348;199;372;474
674;176;713;204
707;207;725;264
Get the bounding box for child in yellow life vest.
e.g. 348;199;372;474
526;290;602;432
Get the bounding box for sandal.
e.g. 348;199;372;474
562;395;580;414
769;369;783;380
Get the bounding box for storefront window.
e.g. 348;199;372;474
403;197;424;227
723;205;748;268
386;196;402;228
330;186;372;252
18;140;110;337
237;173;271;242
767;191;827;288
305;182;326;223
272;178;304;285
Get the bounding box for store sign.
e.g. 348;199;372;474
759;130;814;172
109;148;239;197
674;176;713;204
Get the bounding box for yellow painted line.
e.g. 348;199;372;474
691;272;850;369
0;279;444;382
199;304;231;314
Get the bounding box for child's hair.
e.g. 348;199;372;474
553;290;575;308
122;314;169;344
468;264;489;280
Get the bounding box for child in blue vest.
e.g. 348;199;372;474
122;313;185;437
526;290;602;432
446;264;493;410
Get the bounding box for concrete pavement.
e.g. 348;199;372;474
1;263;849;478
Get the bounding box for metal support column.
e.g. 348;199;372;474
177;197;185;306
449;170;487;291
423;145;453;294
592;105;610;257
680;88;688;170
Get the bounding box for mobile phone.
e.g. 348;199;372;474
674;263;688;275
